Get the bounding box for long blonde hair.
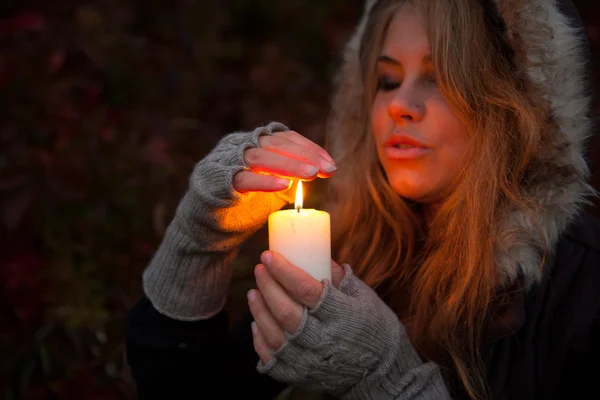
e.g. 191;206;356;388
327;0;547;398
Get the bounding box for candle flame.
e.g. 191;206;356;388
295;180;303;212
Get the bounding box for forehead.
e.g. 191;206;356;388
381;4;430;59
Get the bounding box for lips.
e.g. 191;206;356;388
383;132;431;160
384;132;428;148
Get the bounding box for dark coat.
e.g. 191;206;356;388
125;210;600;399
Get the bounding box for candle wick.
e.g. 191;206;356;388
296;205;301;213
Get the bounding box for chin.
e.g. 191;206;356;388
385;171;441;204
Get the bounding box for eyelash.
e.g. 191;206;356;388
377;76;399;92
376;74;437;92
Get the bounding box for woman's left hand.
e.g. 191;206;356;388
247;250;412;398
247;250;451;399
247;251;345;363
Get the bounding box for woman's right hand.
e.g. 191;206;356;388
233;130;336;193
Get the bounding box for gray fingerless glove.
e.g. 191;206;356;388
257;265;450;399
143;122;294;321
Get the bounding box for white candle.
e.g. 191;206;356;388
268;181;331;282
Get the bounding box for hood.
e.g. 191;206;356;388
327;0;597;287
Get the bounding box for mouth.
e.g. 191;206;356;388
389;143;423;149
384;145;431;160
383;133;430;160
384;135;428;149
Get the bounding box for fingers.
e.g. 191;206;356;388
331;259;345;288
254;264;304;334
260;251;324;309
248;289;287;351
244;147;321;181
232;171;291;193
237;130;336;194
273;130;334;164
259;134;336;178
251;321;272;364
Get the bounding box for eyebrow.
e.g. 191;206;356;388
377;54;431;65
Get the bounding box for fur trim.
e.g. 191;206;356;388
491;0;596;285
327;0;598;287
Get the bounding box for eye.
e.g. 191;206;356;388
377;75;400;92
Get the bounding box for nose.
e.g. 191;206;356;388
386;91;424;123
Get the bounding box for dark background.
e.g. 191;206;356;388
1;1;599;399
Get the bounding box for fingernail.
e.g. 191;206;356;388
302;164;319;177
251;321;258;336
261;251;273;265
275;178;291;189
320;159;337;173
247;290;257;303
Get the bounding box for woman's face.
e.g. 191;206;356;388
371;4;470;204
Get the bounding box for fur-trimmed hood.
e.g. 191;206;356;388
327;0;597;287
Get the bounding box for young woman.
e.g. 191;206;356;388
125;0;600;399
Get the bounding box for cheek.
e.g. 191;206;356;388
371;97;391;142
426;104;471;191
433;103;470;155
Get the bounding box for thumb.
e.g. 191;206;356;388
331;259;345;288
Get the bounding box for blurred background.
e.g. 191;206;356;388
1;0;599;399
